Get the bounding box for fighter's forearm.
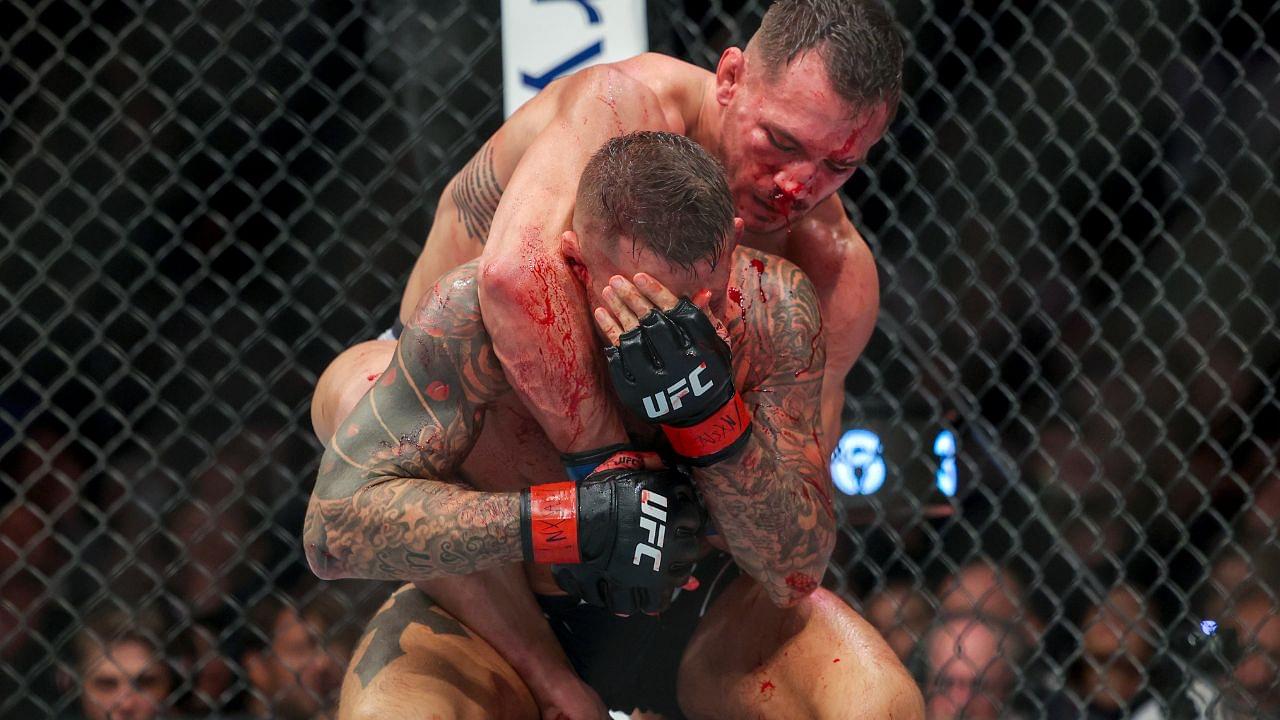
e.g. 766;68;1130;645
305;465;523;581
695;429;836;607
477;67;671;453
696;259;835;606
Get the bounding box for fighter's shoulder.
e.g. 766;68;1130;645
735;247;816;311
732;249;822;376
789;196;877;288
786;198;879;341
403;261;486;338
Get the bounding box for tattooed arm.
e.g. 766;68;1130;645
695;257;836;607
304;263;522;581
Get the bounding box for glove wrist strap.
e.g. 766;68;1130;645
662;393;752;466
521;482;581;564
561;443;632;481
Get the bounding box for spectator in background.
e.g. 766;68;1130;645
920;613;1030;720
865;578;933;663
63;607;174;720
937;560;1044;643
1223;585;1280;718
241;581;361;720
1045;583;1163;719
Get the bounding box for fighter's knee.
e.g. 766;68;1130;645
311;340;395;440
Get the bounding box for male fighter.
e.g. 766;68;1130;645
397;0;899;459
306;132;921;718
314;1;906;713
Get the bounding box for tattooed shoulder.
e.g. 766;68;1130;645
451;143;504;245
732;249;825;386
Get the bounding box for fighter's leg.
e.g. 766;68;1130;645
311;339;396;442
339;584;537;720
677;575;924;720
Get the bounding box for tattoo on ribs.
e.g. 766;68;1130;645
452;143;503;244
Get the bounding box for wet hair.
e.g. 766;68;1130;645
753;0;904;113
576;131;734;272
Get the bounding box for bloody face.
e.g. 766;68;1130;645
570;217;735;319
716;48;891;233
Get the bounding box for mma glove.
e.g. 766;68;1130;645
519;466;704;615
606;298;751;466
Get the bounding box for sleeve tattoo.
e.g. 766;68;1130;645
451;143;503;244
695;260;836;605
304;263;523;581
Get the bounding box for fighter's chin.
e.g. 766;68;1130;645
740;211;787;234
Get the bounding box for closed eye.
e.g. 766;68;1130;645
825;160;860;173
765;128;798;153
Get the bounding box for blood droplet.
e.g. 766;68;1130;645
759;679;775;695
728;286;747;318
785;572;818;595
366;373;378;382
749;257;767;302
426;381;450;402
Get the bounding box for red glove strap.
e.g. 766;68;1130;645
663;393;750;460
527;482;580;564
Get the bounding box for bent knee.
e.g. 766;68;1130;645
312;339;396;440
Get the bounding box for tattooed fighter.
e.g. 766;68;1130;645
306;133;921;719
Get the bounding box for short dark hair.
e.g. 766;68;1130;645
753;0;904;112
576;131;734;272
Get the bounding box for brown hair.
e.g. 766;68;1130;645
70;606;168;671
576;131;734;272
753;0;904;113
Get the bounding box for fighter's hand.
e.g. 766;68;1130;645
521;466;703;614
593;273;727;345
595;275;751;467
537;676;608;720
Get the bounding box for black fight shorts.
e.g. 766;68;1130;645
537;551;739;718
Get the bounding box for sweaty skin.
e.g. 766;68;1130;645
324;48;888;719
401;52;885;460
306;247;830;604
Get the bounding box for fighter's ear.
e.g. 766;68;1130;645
560;230;589;285
715;47;745;106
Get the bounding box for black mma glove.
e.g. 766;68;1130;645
519;467;703;615
605;298;752;466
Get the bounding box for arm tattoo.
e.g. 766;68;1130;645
305;262;523;581
695;256;835;605
451;143;503;244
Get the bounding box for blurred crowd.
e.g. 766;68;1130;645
2;416;1276;718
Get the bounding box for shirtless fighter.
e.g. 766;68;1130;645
306;132;921;718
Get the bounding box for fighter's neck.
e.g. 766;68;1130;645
686;74;722;159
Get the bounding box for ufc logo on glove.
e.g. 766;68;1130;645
607;300;752;466
642;365;713;419
632;490;668;570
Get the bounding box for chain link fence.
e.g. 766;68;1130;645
3;0;1277;717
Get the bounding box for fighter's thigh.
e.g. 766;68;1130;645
677;575;908;720
339;584;537;720
311;339;396;441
